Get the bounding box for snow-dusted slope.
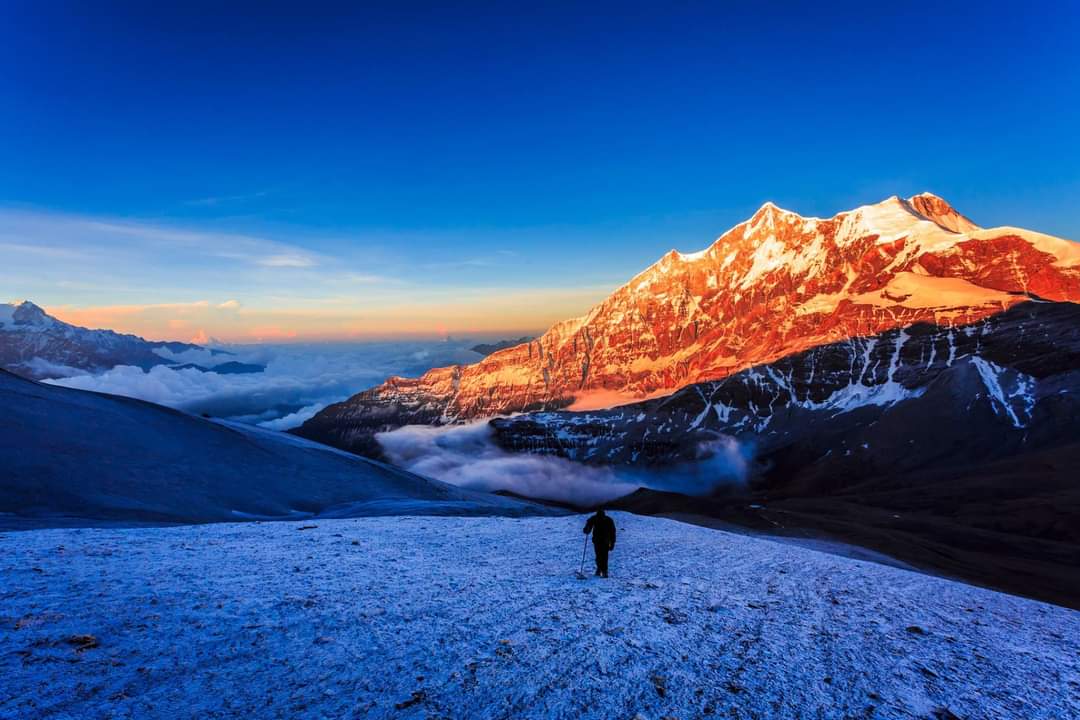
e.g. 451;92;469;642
0;369;540;526
0;300;205;379
297;193;1080;457
1;513;1076;719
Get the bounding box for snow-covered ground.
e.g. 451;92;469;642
2;513;1077;719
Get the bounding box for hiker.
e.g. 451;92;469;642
583;509;616;578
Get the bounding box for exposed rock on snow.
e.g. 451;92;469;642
1;514;1076;719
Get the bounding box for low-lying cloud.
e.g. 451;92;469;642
45;341;485;430
377;422;639;506
377;421;752;507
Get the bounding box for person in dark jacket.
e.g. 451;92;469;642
583;509;616;578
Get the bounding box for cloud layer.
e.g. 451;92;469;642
377;422;639;506
377;421;751;507
45;341;485;430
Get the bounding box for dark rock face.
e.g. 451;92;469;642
294;370;572;460
470;337;535;357
489;302;1080;490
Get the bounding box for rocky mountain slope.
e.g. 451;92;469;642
490;301;1080;471
296;194;1080;456
0;369;543;527
0;300;209;379
491;301;1080;606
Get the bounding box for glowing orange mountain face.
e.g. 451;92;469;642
297;193;1080;452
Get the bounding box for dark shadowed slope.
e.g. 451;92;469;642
0;369;546;528
606;439;1080;610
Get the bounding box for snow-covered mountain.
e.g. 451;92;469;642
0;368;544;526
296;193;1080;457
0;300;209;379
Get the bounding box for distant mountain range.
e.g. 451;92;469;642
170;361;266;375
295;193;1080;458
0;301;263;379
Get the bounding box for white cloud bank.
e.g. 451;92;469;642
377;422;639;506
45;341;485;430
377;421;751;507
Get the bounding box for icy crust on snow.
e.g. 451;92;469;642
1;514;1077;720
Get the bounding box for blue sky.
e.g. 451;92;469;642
2;1;1078;340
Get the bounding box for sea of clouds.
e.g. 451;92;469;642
44;341;484;430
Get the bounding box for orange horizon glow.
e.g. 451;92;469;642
45;288;611;344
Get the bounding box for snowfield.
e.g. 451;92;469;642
2;513;1077;720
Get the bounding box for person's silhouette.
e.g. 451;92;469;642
583;509;616;578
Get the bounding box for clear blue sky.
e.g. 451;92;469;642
2;1;1078;340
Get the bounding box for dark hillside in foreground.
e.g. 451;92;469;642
0;369;546;528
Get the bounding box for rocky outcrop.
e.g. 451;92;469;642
296;194;1080;457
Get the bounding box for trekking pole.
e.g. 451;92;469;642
576;531;591;579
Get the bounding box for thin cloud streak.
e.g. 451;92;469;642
184;190;271;207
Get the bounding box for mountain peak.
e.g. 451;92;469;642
11;300;50;326
906;192;980;233
751;200;798;220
